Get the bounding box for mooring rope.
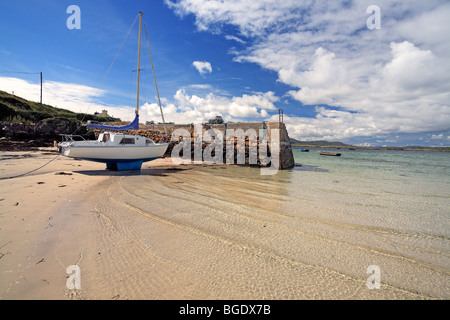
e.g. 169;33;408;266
0;154;60;180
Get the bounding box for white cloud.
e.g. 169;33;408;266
1;76;279;125
167;0;450;142
165;0;314;37
192;61;212;75
187;84;212;90
142;88;279;123
6;1;450;145
0;48;11;55
269;109;381;142
0;76;134;121
225;35;246;44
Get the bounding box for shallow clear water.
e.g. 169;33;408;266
293;147;450;184
291;148;450;236
115;148;450;298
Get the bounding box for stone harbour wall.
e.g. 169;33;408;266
100;121;295;170
2;119;295;170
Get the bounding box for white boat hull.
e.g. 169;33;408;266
61;143;169;162
58;133;169;170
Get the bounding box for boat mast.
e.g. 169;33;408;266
136;12;143;115
144;23;167;139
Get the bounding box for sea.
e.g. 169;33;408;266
117;147;450;298
291;147;450;235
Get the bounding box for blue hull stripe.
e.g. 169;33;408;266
69;156;161;164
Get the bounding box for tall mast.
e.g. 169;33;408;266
136;12;143;115
144;23;167;138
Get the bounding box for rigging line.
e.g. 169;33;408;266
0;154;60;180
0;70;40;75
144;22;167;139
72;13;140;134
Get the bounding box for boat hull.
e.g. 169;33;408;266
59;142;169;170
319;152;341;156
106;160;144;171
62;144;168;161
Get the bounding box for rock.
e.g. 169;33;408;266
55;172;73;175
1;118;86;146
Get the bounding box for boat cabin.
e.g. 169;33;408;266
98;132;155;146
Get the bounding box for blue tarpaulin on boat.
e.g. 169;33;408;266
87;113;139;130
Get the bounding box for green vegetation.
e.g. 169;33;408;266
0;90;119;123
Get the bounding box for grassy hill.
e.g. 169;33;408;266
0;90;119;123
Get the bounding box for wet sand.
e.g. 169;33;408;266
0;150;448;299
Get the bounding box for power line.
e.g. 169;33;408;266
0;69;43;104
0;70;40;75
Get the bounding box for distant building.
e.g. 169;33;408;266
95;110;110;118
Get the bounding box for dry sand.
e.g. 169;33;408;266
0;150;447;300
0;149;109;299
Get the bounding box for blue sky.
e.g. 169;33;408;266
1;0;449;147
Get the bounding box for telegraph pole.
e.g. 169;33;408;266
40;72;43;105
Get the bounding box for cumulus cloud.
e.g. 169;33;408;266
269;110;380;142
1;76;280;125
166;0;450;142
141;89;278;123
0;76;134;121
192;61;212;75
5;1;450;145
165;0;313;37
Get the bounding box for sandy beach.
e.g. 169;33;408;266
0;149;448;300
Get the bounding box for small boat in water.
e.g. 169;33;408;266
319;152;341;156
300;148;309;152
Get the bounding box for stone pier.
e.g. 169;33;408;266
97;121;295;171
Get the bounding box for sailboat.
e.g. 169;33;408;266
58;12;169;171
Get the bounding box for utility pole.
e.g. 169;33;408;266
40;72;43;105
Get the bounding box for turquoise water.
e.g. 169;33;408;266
293;147;450;184
291;147;450;236
122;147;450;298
